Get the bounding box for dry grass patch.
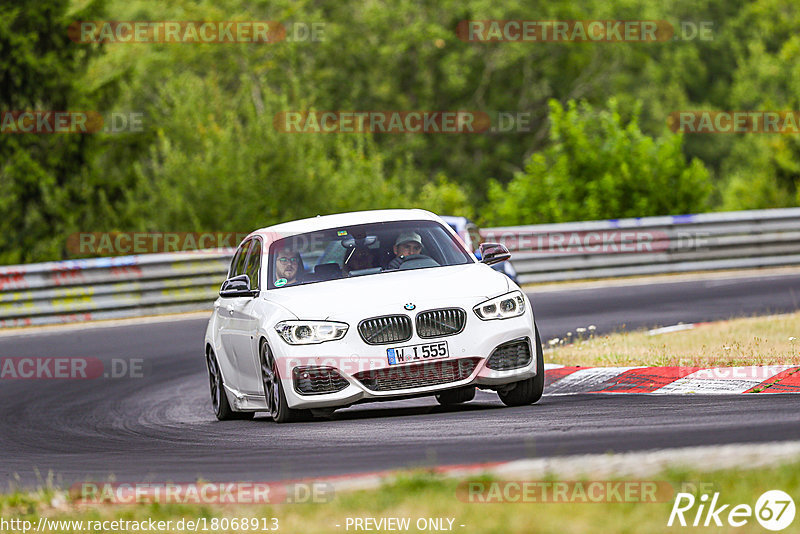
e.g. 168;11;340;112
545;312;800;368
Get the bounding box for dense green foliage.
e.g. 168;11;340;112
0;0;111;263
2;0;799;263
485;100;712;224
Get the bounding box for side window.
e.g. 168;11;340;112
244;239;262;289
228;245;243;278
230;239;251;278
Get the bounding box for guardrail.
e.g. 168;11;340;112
482;207;800;284
1;208;799;327
0;252;232;328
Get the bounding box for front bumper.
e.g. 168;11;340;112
273;311;537;410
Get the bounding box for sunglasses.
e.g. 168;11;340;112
277;257;300;265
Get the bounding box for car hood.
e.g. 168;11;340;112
264;263;510;320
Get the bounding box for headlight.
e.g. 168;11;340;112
473;291;526;320
275;321;349;345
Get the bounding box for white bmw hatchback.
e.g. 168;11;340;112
204;209;544;422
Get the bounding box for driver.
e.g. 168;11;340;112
274;248;303;286
386;232;423;269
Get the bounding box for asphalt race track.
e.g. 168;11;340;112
1;272;799;487
532;271;800;341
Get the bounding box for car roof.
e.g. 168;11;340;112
249;209;443;242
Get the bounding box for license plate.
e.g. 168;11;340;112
387;341;449;365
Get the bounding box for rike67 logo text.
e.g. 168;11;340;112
668;490;795;531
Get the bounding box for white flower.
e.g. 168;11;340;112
576;327;587;333
50;492;67;509
588;325;597;331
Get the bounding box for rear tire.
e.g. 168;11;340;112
498;326;545;407
436;386;476;405
206;348;254;421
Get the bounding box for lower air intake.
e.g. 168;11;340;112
486;338;532;371
293;366;349;395
354;358;480;391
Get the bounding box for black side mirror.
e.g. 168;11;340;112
479;243;511;265
220;274;258;298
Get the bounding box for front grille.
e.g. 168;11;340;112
353;357;480;391
416;308;466;338
358;315;412;345
292;366;349;395
486;338;532;371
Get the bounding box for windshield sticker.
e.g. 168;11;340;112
337;230;348;236
275;278;287;287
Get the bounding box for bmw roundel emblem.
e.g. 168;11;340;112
404;303;416;311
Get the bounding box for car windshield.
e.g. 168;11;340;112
267;220;473;289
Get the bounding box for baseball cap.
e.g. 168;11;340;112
394;231;422;247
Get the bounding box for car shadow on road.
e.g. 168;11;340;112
249;400;508;424
331;401;508;421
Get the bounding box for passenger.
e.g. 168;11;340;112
344;246;374;275
386;232;423;269
274;248;303;286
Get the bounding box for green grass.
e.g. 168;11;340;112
3;462;800;533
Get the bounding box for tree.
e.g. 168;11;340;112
0;0;114;263
483;99;712;226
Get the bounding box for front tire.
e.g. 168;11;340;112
436;386;476;405
206;348;254;421
498;326;545;407
259;340;311;423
